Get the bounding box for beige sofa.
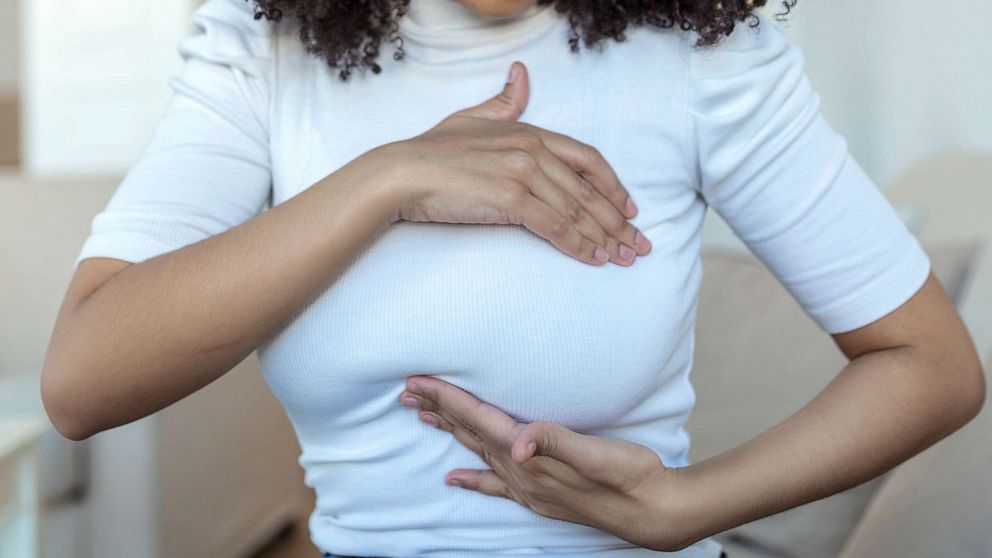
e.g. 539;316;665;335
0;171;313;558
2;153;989;558
687;153;992;558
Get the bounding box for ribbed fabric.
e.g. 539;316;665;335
75;0;931;556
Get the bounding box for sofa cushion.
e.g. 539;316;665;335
839;386;992;558
839;241;991;558
687;240;979;558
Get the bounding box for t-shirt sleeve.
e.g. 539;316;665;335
74;0;274;268
688;14;931;335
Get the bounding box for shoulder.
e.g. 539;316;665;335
688;12;803;81
686;12;813;124
620;12;804;98
179;0;277;77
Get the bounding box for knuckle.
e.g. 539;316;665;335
606;212;628;235
565;195;584;224
509;130;544;152
580;143;604;166
501;180;529;207
504;148;539;176
581;456;606;479
574;177;598;204
550;216;571;239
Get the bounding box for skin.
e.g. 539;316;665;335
399;271;987;550
455;0;538;18
42;62;648;441
252;0;792;81
43;0;986;549
381;7;984;550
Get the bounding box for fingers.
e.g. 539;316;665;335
501;149;625;264
454;61;530;122
512;421;606;479
403;376;517;445
445;469;515;499
402;389;504;469
521;123;646;232
516;194;611;266
529;146;650;264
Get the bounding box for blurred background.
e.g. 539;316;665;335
1;1;989;558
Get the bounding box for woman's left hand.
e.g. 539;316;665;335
399;374;690;551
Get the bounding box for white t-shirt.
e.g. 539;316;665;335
75;0;932;556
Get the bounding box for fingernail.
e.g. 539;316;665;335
635;231;651;254
401;396;419;408
447;478;463;487
506;63;518;84
406;381;423;394
619;244;635;263
625;197;638;217
593;246;609;263
421;413;438;426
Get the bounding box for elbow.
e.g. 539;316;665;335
959;359;987;424
940;346;987;431
41;361;100;442
925;331;987;431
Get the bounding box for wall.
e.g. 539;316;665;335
0;0;16;93
1;173;311;558
775;0;992;188
18;0;196;176
0;0;18;165
0;173;121;375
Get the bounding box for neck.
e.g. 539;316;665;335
396;0;561;64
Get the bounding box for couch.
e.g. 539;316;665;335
687;153;992;558
2;153;989;558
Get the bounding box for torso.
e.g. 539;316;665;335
256;8;721;557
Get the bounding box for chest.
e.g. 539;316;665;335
258;27;706;432
268;24;696;220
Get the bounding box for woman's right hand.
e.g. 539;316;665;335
378;61;652;266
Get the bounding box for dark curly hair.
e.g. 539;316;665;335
249;0;797;81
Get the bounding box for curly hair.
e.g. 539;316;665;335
249;0;798;81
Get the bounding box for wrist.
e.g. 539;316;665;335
643;464;704;552
357;140;423;224
320;142;414;226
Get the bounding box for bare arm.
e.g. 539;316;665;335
42;147;402;441
43;64;647;441
658;272;986;549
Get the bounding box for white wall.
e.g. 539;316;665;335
774;0;992;188
0;0;17;93
16;0;990;182
19;0;198;177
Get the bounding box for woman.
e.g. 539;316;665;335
42;0;985;556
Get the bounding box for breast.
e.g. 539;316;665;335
258;208;705;436
261;24;703;436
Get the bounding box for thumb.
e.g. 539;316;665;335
456;60;529;121
512;420;596;470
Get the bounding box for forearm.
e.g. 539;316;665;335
660;343;985;550
43;145;403;439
